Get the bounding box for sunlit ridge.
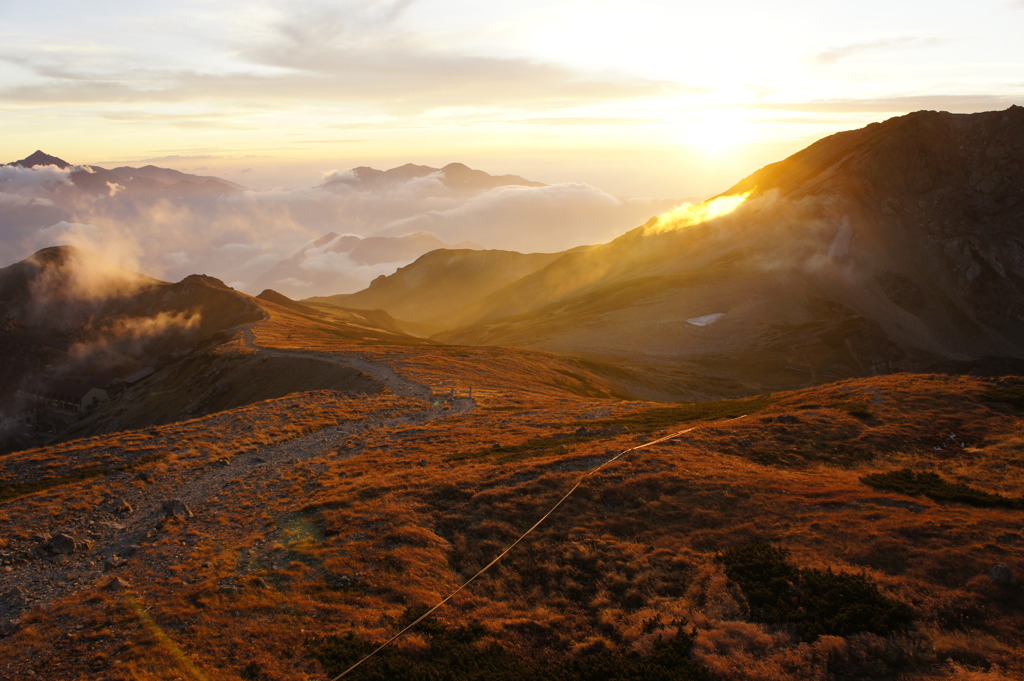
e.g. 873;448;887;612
649;191;751;233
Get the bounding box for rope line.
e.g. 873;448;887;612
328;414;748;681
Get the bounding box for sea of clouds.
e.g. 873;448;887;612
0;161;677;298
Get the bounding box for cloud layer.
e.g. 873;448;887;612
0;160;675;298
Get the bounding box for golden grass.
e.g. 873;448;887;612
3;308;1024;681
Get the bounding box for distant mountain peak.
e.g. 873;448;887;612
9;150;71;169
726;105;1024;201
25;244;86;267
321;161;543;192
180;273;233;290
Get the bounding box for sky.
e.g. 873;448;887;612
1;0;1022;198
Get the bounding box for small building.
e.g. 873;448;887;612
19;379;110;414
20;371;119;411
120;366;155;386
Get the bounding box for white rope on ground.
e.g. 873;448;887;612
327;413;749;681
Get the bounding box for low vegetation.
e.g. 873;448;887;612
2;309;1022;681
980;377;1024;409
0;465;113;503
0;455;175;504
310;619;711;681
719;542;914;641
861;468;1024;509
595;396;773;434
451;395;773;462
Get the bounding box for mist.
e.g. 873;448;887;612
0;159;678;298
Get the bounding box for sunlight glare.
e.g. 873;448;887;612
649;191;751;233
681;109;757;156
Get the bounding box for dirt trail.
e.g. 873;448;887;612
0;322;474;632
241;327;432;401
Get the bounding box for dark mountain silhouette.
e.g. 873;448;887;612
0;246;266;449
4;151;243;198
0;246;259;337
0;245;440;452
8;150;71;169
68;163;242;198
322;107;1024;397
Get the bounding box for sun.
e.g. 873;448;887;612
681;109;756;156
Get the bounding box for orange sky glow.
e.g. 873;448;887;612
1;0;1022;198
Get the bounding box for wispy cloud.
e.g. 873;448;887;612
130;154;219;163
813;37;945;65
0;55;671;115
749;94;1023;114
0;0;674;115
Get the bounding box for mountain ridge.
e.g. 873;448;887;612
322;160;544;193
321;107;1024;397
7;150;71;169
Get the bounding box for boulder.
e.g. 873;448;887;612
162;499;194;519
45;533;78;555
104;576;132;592
989;564;1018;587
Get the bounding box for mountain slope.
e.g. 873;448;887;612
342;107;1024;394
307;248;573;330
0;247;265;449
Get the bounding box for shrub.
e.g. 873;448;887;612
451;396;772;462
980;378;1024;409
719;543;913;641
861;469;1023;509
835;401;873;420
0;451;169;502
309;618;710;681
0;465;111;502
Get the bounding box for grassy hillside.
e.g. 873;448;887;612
2;300;1022;681
306;249;568;331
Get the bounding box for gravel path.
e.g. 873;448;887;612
0;321;474;633
241;327;432;401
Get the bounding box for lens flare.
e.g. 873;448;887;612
648;191;751;233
